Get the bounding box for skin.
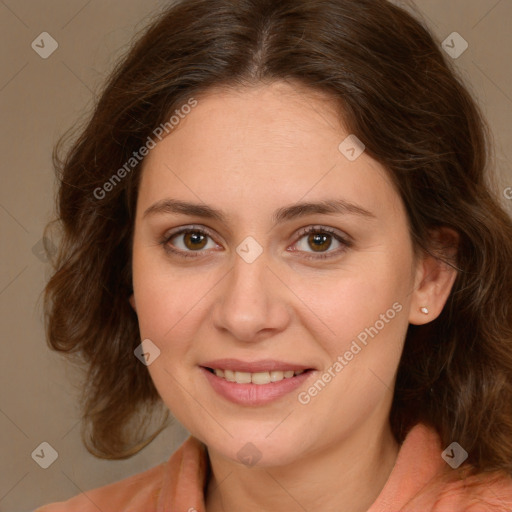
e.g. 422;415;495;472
130;81;458;512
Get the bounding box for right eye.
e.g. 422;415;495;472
160;226;221;258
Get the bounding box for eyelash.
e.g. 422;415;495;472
159;225;353;261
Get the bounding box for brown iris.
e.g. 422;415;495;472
183;231;208;250
308;232;332;252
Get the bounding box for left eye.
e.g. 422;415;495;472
290;226;352;259
293;229;340;253
161;225;351;259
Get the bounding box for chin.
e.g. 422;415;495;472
204;430;309;468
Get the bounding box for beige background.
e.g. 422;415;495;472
1;1;511;510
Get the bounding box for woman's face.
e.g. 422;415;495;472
131;81;418;467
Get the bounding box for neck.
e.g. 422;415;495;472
205;417;399;512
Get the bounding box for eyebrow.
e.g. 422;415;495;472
143;198;376;225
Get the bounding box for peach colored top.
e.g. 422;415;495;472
35;422;512;511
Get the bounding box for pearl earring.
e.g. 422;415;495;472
420;307;429;315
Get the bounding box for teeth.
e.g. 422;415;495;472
269;370;284;382
235;371;252;384
224;369;235;382
251;372;271;384
212;368;306;385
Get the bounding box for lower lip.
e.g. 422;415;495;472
200;366;315;406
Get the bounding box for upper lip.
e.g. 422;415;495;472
201;358;314;373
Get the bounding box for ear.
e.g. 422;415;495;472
408;227;459;325
129;293;137;313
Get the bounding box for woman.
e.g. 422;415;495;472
36;0;512;510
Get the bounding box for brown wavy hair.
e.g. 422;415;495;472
44;0;512;475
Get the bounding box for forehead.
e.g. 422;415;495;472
136;82;402;223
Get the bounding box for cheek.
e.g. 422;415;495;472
131;256;220;383
131;264;207;411
134;275;203;349
292;255;410;351
131;241;202;337
295;270;408;426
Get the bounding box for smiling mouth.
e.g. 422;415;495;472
203;367;312;385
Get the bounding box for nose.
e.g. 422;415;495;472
212;249;290;343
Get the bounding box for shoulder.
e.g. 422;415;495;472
371;423;512;511
405;469;512;511
33;460;167;511
430;469;512;511
33;436;206;512
403;425;512;511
